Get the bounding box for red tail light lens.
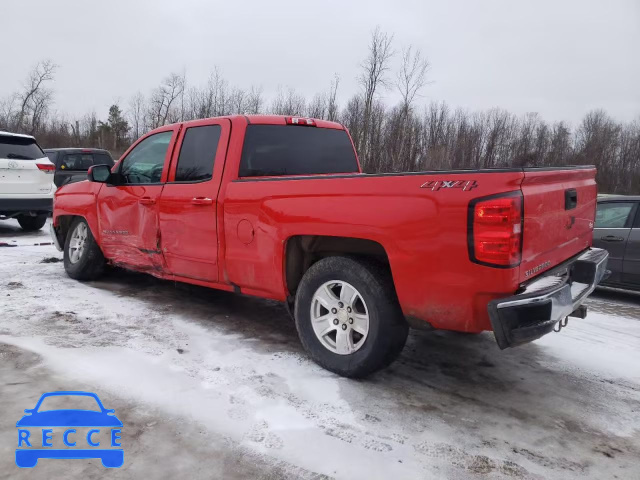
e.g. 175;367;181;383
36;163;55;173
469;192;523;267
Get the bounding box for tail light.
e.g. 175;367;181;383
468;191;523;267
36;163;55;174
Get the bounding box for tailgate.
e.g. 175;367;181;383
519;166;597;283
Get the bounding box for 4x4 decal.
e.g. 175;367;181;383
420;180;478;191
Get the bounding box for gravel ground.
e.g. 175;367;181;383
1;219;639;479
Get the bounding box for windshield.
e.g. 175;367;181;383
0;135;45;160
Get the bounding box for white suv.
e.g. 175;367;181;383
0;131;55;231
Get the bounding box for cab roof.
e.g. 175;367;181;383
180;115;345;130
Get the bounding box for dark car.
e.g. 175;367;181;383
593;195;640;290
43;148;114;188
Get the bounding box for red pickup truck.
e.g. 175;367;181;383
51;115;608;377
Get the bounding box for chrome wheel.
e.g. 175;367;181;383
68;222;88;264
310;280;370;355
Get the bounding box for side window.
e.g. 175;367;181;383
61;154;94;171
595;202;635;228
174;125;221;182
121;131;172;184
634;203;640;228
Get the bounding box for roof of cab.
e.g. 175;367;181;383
180;114;344;130
0;130;36;140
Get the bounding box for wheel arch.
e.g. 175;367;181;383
53;214;100;249
283;235;394;298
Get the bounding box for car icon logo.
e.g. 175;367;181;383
7;160;18;168
16;391;123;468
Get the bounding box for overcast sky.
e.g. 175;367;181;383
2;0;639;126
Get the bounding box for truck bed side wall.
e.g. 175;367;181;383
222;172;524;332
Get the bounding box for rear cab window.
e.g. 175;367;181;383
61;153;94;171
0;135;45;160
239;125;358;177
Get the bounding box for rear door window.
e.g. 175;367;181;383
595;202;635;228
174;125;221;182
239;125;358;177
0;136;45;160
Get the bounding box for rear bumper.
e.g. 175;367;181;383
488;248;609;349
0;197;52;215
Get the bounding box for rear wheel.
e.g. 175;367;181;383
17;214;47;231
294;256;408;378
63;217;105;280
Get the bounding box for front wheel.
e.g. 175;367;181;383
294;256;408;378
63;217;105;281
17;214;47;231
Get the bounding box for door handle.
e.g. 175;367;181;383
191;197;213;205
600;235;624;242
138;197;156;205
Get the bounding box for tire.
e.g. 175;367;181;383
17;214;47;231
63;217;105;281
294;256;409;378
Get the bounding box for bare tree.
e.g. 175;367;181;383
127;92;146;139
229;87;247;114
14;60;57;133
270;87;306;116
149;72;185;128
391;46;430;169
307;92;328;119
327;74;340;122
396;46;430;115
246;86;264;114
358;27;394;168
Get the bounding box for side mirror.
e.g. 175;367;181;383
88;164;112;183
24;409;33;414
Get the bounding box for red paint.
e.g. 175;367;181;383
53;115;597;333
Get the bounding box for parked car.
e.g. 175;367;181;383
43;148;114;188
50;115;608;377
593;195;640;290
0;131;55;231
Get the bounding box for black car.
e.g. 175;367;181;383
593;195;640;290
43;148;114;187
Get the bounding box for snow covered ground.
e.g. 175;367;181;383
1;218;639;479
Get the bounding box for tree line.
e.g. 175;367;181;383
1;28;638;194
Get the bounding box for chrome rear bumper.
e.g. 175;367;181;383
488;248;609;349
